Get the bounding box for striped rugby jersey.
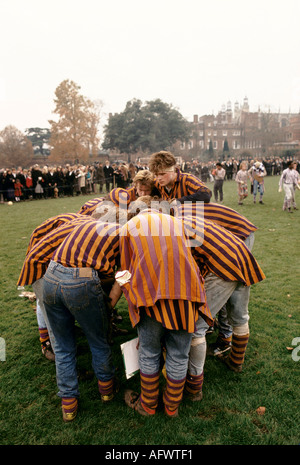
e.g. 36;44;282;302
78;197;105;215
153;169;211;202
174;202;257;240
109;187;136;208
119;210;212;332
18;216;94;286
26;213;84;254
78;188;136;216
181;216;265;286
51;220;121;278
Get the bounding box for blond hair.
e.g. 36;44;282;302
148;151;176;174
132;170;155;187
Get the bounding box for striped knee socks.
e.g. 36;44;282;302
98;378;114;402
38;327;49;343
227;333;249;370
217;333;232;345
61;397;78;421
140;371;160;415
163;375;186;416
185;371;204;397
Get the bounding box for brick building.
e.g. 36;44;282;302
173;97;300;160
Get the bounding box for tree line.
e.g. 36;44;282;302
0;79;190;168
1;79;298;169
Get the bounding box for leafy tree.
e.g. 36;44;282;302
48;80;100;164
0;125;34;167
102;98;189;161
25;128;51;156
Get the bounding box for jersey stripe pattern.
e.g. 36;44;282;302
181;216;265;285
119;211;212;332
154;169;211;201
17;216;94;286
174;202;257;240
26;213;84;253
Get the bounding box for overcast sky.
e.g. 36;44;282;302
0;0;299;135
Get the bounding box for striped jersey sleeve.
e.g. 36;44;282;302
175;202;257;240
182;217;265;286
109;187;137;207
26;213;83;254
17;216;94;286
77;188;137;216
77;198;105;215
154;169;211;201
119;211;212;331
51;221;121;278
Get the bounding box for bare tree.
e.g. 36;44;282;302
0;125;34;167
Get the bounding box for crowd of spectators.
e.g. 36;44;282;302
0;161;144;203
180;157;300;182
0;156;299;203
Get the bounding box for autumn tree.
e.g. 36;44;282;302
48;80;100;164
0;125;34;167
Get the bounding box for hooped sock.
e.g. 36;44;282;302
62;397;78;414
39;327;49;344
163;375;186;414
185;371;204;396
140;371;160;415
217;332;232;345
228;333;249;367
98;378;114;400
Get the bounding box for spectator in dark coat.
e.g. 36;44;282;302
103;160;114;193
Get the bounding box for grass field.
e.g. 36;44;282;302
0;175;299;447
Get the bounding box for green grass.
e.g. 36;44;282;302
0;176;299;446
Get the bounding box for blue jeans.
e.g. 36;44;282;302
217;304;233;338
215;232;255;338
137;310;192;380
253;180;264;198
189;274;250;375
43;261;114;398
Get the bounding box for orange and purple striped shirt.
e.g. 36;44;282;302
110;187;136;207
154;169;211;203
119;210;212;332
174;202;257;240
51;220;121;279
181;216;265;286
26;213;84;254
17;216;94;286
77;188;136;216
77;197;105;215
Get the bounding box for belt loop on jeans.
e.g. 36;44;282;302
49;260;57;272
78;268;93;278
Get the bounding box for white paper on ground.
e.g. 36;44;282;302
120;337;139;379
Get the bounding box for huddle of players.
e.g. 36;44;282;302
17;151;265;421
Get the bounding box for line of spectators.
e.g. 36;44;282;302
1;156;299;203
0;160;148;203
181;157;300;182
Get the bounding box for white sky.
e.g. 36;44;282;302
0;0;299;136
